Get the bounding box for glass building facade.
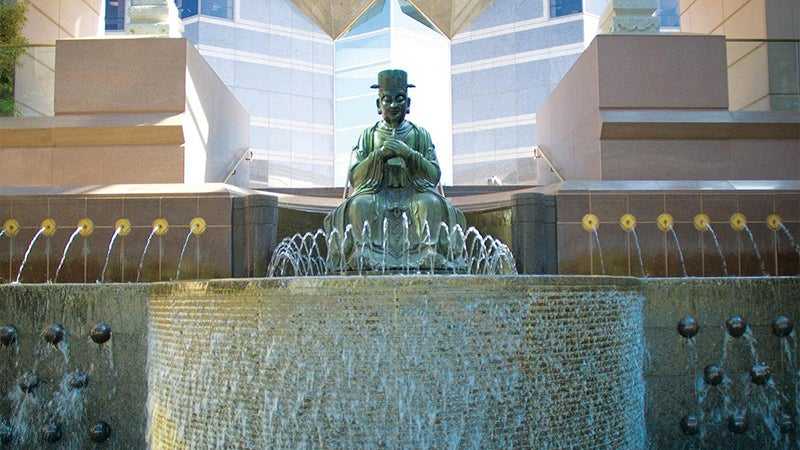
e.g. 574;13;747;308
103;0;644;187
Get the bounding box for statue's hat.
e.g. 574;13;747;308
370;69;416;90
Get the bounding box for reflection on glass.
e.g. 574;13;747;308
397;0;438;33
658;0;679;27
549;0;582;17
201;0;232;19
344;0;389;37
105;0;126;31
336;31;390;70
176;0;198;18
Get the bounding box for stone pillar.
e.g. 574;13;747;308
599;0;660;33
232;194;279;277
511;192;557;274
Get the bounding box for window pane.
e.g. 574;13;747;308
105;0;126;31
550;0;582;17
176;0;198;18
342;0;389;37
658;0;680;27
335;31;390;70
201;0;232;19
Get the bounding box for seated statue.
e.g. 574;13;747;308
324;69;467;272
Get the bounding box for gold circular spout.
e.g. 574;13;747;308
115;218;132;236
78;218;94;237
657;213;674;232
41;218;57;237
619;214;637;232
582;213;599;232
729;213;747;232
693;213;710;232
2;219;20;237
190;217;207;236
152;218;169;236
767;214;782;232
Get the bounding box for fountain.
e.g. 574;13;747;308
658;213;688;277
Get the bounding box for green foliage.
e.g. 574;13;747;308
0;0;28;116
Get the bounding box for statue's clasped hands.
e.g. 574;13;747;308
380;138;414;160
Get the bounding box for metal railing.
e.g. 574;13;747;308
0;44;56;117
726;39;800;112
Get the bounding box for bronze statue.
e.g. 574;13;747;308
324;69;466;271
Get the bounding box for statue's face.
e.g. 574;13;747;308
377;88;410;125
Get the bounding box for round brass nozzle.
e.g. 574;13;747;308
767;214;782;232
41;218;57;237
2;219;20;237
619;214;637;232
657;213;674;232
190;217;207;236
582;213;599;232
78;218;94;237
693;213;711;232
729;213;747;232
152;218;169;236
115;218;132;236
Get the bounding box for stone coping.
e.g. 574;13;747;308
0;183;264;197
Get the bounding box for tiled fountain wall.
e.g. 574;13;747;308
1;277;799;448
513;187;800;276
0;191;277;283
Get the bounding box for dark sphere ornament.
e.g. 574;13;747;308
728;413;748;434
43;323;65;346
772;316;794;338
41;422;61;443
67;371;89;390
680;414;700;435
89;421;111;443
750;362;771;385
677;315;699;338
780;414;795;434
703;364;724;386
725;316;747;338
90;322;112;345
0;325;17;347
18;372;39;394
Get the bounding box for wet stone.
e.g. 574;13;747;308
780;414;795;434
90;322;112;345
18;372;40;394
68;371;89;390
42;422;62;443
0;419;11;445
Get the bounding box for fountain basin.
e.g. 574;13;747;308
146;276;645;449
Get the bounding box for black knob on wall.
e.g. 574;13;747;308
43;324;65;346
0;325;17;347
772;316;794;338
680;414;700;435
90;322;112;345
677;316;699;338
728;413;748;434
89;421;111;443
725;316;747;338
703;364;724;386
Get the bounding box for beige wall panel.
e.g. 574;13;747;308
596;35;728;109
55;38;187;115
28;0;61;23
729;140;800;178
683;0;724;33
22;6;64;44
103;146;185;183
721;0;766;38
59;0;102;38
14;50;56;116
601;140;733;180
721;0;748;19
727;44;769;110
0;148;52;185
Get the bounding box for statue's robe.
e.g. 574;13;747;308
324;120;466;271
